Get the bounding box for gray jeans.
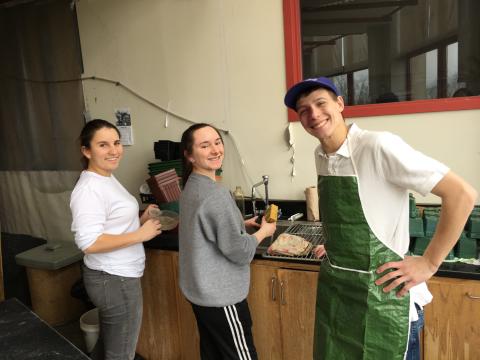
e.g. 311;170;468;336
82;265;143;360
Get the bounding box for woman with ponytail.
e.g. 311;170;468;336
70;119;162;359
178;123;276;360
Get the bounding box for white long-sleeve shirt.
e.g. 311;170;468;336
70;171;145;277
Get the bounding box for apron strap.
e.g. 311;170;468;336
323;252;374;275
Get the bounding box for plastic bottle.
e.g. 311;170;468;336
233;186;245;219
215;168;223;183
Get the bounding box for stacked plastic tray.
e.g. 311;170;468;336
148;159;183;178
154;140;181;161
466;206;480;238
461;206;480;258
409;194;424;238
409;196;479;260
146;169;182;203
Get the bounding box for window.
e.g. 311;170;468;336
409;49;438;100
353;69;369;105
283;0;480;119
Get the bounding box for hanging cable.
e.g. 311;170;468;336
3;74;265;200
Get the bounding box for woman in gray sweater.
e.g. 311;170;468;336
179;123;276;360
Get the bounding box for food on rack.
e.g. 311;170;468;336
264;204;279;223
267;233;313;256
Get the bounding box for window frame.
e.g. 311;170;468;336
406;36;458;101
282;0;480;121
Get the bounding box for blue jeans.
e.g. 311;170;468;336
406;304;425;360
82;266;143;360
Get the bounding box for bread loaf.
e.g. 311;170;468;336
268;233;313;256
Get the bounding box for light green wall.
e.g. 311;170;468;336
77;0;479;204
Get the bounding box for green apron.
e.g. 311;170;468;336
313;175;410;360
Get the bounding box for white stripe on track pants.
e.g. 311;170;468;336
191;299;258;360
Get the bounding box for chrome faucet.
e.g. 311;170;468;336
251;175;269;216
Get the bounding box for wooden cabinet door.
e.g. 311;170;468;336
424;277;480;360
248;264;283;360
137;250;181;360
278;269;318;360
172;253;201;360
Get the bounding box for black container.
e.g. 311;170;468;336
154;140;181;161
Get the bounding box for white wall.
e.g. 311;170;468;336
76;0;480;205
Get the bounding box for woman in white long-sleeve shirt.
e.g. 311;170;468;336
70;119;162;360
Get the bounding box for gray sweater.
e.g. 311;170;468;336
179;173;258;306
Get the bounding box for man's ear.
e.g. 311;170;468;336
337;96;345;112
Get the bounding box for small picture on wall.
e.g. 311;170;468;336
115;108;131;126
115;108;134;145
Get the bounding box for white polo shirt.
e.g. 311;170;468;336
314;123;449;320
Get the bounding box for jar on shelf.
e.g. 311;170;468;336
233;186;245;219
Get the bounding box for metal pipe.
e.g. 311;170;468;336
251;175;269;216
263;175;269;208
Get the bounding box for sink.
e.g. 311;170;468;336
257;221;292;250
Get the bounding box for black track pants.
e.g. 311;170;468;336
191;299;258;360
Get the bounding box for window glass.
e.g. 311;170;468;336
331;74;348;104
447;42;468;97
300;0;480;105
409;50;438;100
353;69;369;104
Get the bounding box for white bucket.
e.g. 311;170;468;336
79;308;99;353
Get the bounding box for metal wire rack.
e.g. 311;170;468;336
262;222;326;262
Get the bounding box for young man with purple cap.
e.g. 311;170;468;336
284;77;477;360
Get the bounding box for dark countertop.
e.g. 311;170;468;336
144;229;179;250
0;298;90;360
435;262;480;280
145;230;480;281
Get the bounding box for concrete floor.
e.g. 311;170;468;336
53;319;146;360
54;316;88;355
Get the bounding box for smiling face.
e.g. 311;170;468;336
296;88;348;153
81;127;123;176
187;126;224;179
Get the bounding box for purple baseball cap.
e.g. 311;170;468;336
284;77;339;110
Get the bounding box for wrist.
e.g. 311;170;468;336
254;229;266;244
422;254;441;273
134;229;145;243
